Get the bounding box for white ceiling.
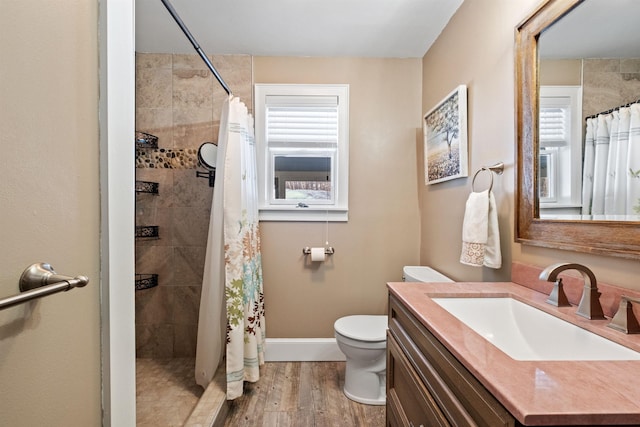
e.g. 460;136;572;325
539;0;640;59
135;0;464;58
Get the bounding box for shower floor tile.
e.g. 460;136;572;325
136;357;203;427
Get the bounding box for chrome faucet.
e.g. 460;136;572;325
539;263;606;320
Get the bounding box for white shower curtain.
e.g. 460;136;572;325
581;102;640;218
195;96;266;400
581;118;595;214
627;103;640;215
591;114;611;215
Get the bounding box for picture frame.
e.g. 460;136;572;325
424;85;468;185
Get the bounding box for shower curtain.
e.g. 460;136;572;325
581;102;640;217
195;96;265;400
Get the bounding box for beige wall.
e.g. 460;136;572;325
420;0;640;289
0;0;102;426
254;57;422;337
540;59;582;86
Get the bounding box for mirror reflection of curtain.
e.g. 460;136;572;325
614;108;631;213
582;103;640;217
628;104;640;215
581;119;595;214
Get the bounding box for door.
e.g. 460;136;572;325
0;0;135;425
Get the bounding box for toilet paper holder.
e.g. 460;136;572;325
302;247;335;255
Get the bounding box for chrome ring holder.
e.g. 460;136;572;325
471;162;504;192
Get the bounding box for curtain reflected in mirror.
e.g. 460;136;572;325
580;105;640;220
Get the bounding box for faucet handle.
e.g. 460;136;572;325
607;296;640;334
546;278;571;307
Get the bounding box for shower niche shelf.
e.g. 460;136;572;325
135;180;159;194
135;274;158;291
135;131;158;149
135;225;159;240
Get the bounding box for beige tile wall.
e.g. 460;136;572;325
582;58;640;119
134;53;252;357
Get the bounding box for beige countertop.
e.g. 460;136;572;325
388;281;640;426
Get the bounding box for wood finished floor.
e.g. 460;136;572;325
224;362;386;427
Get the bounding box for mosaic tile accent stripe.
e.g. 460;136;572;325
136;148;199;169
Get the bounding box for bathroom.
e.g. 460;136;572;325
3;0;640;426
132;52;423;423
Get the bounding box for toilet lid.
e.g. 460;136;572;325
334;315;388;342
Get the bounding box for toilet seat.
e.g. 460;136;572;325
334;315;387;342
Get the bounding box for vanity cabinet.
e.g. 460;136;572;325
387;294;516;427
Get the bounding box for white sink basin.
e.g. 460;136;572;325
431;297;640;361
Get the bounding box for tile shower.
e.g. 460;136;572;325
135;52;252;423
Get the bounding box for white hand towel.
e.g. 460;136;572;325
460;190;501;269
484;191;502;268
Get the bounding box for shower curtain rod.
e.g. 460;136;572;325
585;97;640;120
160;0;232;96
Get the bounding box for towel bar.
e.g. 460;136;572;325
0;263;89;311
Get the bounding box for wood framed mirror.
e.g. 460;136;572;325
515;0;640;259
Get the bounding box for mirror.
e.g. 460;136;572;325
198;142;218;170
197;142;217;186
537;0;640;220
515;0;640;259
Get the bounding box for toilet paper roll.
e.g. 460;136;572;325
310;247;326;262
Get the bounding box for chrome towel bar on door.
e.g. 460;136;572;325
0;263;89;311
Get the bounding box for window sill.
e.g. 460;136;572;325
540;203;582;209
259;206;348;222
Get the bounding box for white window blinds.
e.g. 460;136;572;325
539;106;569;147
265;96;339;145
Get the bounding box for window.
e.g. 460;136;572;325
538;149;557;202
539;86;582;209
254;84;349;221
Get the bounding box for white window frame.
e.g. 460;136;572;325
538;149;558;202
255;84;349;221
539;85;583;209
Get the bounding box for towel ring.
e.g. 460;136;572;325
471;162;504;193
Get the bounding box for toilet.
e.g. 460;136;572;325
334;266;453;405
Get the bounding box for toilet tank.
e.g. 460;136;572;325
402;266;453;283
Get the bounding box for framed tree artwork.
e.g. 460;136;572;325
424;85;468;184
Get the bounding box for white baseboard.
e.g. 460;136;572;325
264;338;345;362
